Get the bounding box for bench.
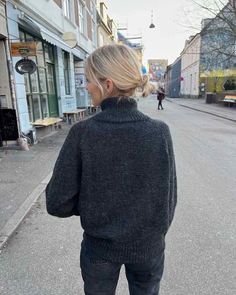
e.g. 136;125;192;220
221;95;236;107
87;105;100;114
63;109;87;124
32;117;63;127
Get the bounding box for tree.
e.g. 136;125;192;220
199;1;236;63
180;0;236;64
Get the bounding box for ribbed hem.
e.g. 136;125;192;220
83;233;165;264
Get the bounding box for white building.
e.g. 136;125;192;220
180;34;201;98
5;0;97;138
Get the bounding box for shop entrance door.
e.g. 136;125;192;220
46;63;58;117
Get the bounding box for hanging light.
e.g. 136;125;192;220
149;10;155;28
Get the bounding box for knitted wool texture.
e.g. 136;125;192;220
46;97;177;264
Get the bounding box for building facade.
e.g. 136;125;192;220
6;0;97;137
200;0;236;94
97;2;117;47
180;34;201;98
165;57;181;98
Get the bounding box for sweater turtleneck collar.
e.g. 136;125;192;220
100;97;137;111
93;97;149;123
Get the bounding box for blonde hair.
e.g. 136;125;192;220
85;44;151;98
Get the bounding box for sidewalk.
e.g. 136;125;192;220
0;123;71;249
166;97;236;123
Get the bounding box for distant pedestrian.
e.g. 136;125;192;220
46;44;177;295
157;86;165;110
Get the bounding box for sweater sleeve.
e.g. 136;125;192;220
45;125;81;218
163;124;177;229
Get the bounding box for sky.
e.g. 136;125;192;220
105;0;218;66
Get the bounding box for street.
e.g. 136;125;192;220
0;96;235;295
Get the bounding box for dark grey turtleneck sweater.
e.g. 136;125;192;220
46;97;177;263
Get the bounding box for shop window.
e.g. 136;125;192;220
223;79;236;90
19;30;57;121
63;51;71;95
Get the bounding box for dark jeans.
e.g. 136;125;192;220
158;100;163;110
80;242;165;295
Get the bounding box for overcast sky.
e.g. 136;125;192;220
105;0;227;66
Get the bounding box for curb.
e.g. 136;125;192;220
166;98;236;123
0;172;52;250
179;104;236;123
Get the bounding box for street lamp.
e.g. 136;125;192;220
149;10;155;28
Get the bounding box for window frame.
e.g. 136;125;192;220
63;0;72;20
78;0;86;36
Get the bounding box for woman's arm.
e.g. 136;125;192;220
45;125;81;217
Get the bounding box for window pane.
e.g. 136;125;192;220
63;52;70;95
79;1;85;34
25;33;34;41
36;41;45;67
19;30;25;42
24;74;30;93
32;95;41;120
30;71;39;93
44;43;54;63
46;63;56;94
63;0;71;19
26;95;33;122
38;67;47;93
41;94;49;118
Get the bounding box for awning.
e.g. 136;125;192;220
19;16;85;59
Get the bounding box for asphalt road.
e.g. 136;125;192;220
0;96;235;295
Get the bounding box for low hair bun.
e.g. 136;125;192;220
140;74;152;97
141;75;148;87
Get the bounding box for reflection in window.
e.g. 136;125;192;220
32;95;41;120
41;94;49;118
44;43;54;63
36;41;45;67
46;63;56;94
38;68;47;93
24;74;30;93
26;95;33;122
30;71;39;93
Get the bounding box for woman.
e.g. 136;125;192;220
46;44;177;295
157;86;165;110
